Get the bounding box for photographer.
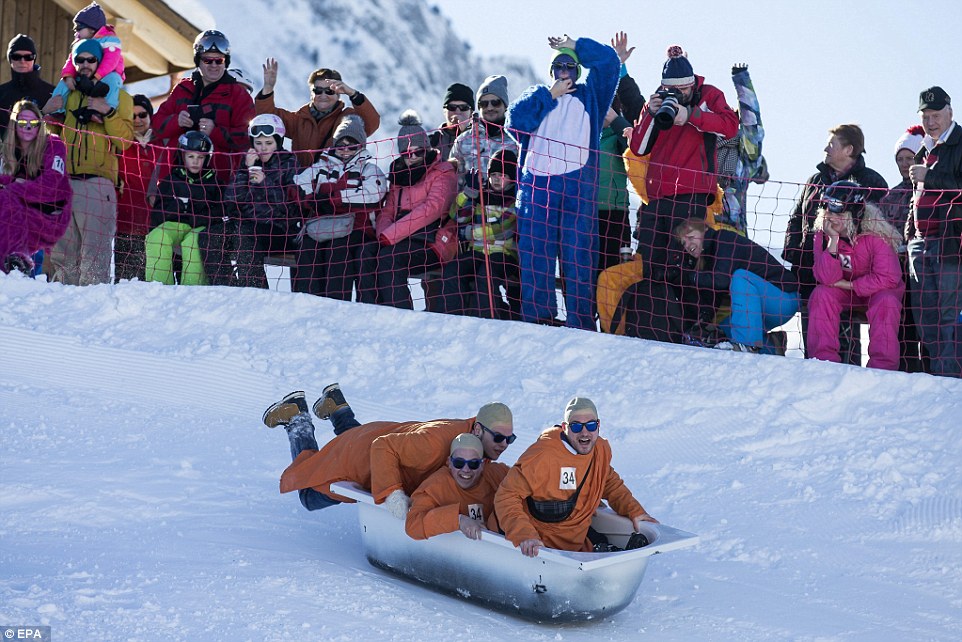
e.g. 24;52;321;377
627;45;738;276
152;30;254;181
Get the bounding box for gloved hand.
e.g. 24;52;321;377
75;75;96;96
732;63;748;76
88;80;110;98
383;489;410;519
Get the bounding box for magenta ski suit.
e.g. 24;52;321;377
807;230;904;370
0;135;72;270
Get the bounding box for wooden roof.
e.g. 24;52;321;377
1;0;204;85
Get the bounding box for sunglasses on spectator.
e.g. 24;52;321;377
249;123;280;138
450;457;483;470
478;421;517;444
477;99;503;109
74;56;98;64
551;62;578;71
132;112;149;120
445;103;472;112
335;142;361;152
567;419;600;433
200;57;225;65
312;86;337;95
401;148;425;157
10;53;36;61
15;119;41;129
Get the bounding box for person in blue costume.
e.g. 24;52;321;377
508;35;619;329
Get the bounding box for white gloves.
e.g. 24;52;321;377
384;489;410;520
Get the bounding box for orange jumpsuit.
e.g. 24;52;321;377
494;426;645;552
405;462;509;540
279;418;473;503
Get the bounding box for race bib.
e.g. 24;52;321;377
467;504;484;522
52;155;66;176
560;467;577;490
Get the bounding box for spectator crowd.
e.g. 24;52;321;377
2;5;961;378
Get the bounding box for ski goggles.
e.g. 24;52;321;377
568;420;600;433
249;123;280;138
478;422;517;444
450;457;483;470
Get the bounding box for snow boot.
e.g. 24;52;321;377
262;391;309;428
312;383;350;420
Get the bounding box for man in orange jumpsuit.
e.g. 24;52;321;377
405;433;509;540
262;383;515;518
494;396;657;557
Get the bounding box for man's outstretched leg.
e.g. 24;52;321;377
312;383;361;435
263;391;340;511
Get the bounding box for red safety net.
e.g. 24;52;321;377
1;112;951;375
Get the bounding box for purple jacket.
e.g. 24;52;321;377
0;135;73;265
812;231;904;299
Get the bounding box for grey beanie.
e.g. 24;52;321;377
476;74;509;108
333;114;367;146
397;109;429;152
564;397;598;423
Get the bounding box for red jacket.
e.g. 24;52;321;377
117;134;162;236
629;76;738;200
153;72;255;180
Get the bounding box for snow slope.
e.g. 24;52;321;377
1;274;961;641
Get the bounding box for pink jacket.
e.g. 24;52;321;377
375;155;458;263
812;231;904;298
61;26;126;81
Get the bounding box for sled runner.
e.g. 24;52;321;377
331;481;699;622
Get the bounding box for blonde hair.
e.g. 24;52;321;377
673;218;709;270
814;202;902;251
0;100;48;179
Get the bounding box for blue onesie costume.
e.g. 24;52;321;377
507;38;619;329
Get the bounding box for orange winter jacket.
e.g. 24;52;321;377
405;462;509;540
279;418;474;503
494;426;645;552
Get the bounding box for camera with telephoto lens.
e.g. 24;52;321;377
654;88;681;130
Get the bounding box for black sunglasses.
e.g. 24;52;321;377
568;420;600;434
313;86;337;96
132;112;150;120
478;421;516;444
450;457;483;470
445;103;472;112
10;53;36;62
74;56;98;65
477;99;503;109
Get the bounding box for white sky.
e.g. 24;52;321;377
438;0;962;194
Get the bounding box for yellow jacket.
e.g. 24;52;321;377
60;88;133;183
